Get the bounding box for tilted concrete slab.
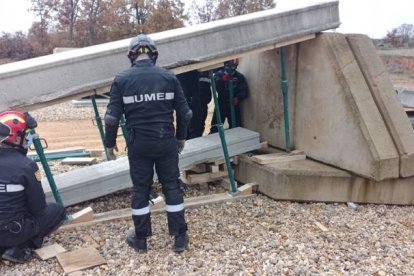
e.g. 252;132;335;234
241;33;401;180
236;155;414;205
41;127;261;206
346;34;414;177
0;1;340;112
294;33;399;181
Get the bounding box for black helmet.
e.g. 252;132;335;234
127;34;159;64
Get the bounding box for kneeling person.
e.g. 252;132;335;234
0;111;66;264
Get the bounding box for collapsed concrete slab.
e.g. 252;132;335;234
236;155;414;205
42;127;261;206
0;1;340;112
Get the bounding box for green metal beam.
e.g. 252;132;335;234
210;71;238;195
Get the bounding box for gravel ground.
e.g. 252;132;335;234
2;102;414;274
2;197;414;275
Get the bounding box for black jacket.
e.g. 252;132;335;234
0;148;46;222
105;59;191;147
214;69;248;104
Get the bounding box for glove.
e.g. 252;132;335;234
177;139;185;154
106;145;118;160
233;97;239;106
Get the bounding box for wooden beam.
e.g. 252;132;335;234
58;193;256;231
238;183;258;196
251;153;306;165
69;207;94;224
186;170;228;184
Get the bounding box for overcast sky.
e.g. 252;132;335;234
0;0;413;39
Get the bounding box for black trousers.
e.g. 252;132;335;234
128;137;187;238
0;203;66;249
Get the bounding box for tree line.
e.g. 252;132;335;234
383;23;414;48
0;0;275;63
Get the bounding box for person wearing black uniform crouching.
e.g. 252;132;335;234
0;111;66;263
104;34;192;253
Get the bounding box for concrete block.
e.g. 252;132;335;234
235;155;414;205
346;34;414;178
294;33;399;180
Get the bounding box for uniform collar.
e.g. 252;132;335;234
132;59;154;67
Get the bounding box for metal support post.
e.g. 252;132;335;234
210;71;238;195
91;94;109;160
119;115;129;142
229;80;236;128
280;47;291;153
30;129;68;219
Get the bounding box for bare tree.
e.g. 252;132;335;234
385;23;414;48
190;0;275;24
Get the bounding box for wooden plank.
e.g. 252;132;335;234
61;157;97;165
187;170;228;184
213;158;234;166
189;163;207;173
56;246;106;274
69;207;94;224
58;193;256;231
314;221;329;232
251;153;306;165
34;243;66;260
207;164;220;173
238;183;258;196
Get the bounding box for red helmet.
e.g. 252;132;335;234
0;111;29;145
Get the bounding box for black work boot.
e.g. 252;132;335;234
126;232;147;253
2;246;32;263
173;233;189;253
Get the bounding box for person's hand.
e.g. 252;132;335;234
177;139;185;154
233;97;239;106
107;145;118;160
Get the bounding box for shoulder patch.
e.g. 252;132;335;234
35;170;42;181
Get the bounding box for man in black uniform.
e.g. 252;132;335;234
0;111;66;263
177;70;211;139
210;59;248;133
104;34;192;253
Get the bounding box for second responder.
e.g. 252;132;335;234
210;59;248;133
104;34;192;253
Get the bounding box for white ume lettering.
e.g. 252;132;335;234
123;92;174;104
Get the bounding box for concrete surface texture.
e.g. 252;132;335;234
236;155;414;205
0;1;340;112
295;33;401;181
242;32;414;181
346;34;414;177
240;46;297;149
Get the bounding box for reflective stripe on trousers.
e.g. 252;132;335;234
165;203;184;213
